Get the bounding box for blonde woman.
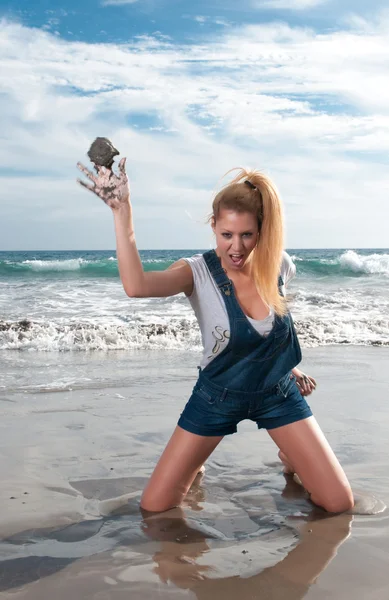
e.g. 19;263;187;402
77;159;354;515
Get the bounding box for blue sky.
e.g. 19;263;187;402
0;0;388;249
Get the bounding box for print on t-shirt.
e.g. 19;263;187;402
208;325;230;359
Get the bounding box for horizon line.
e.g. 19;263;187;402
1;247;389;253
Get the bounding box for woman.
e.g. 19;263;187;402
77;158;354;514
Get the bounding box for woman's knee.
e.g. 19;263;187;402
140;494;177;513
140;500;177;513
140;481;187;512
312;487;354;513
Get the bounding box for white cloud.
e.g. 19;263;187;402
183;14;231;27
0;17;388;249
101;0;139;6
214;18;231;26
255;0;328;9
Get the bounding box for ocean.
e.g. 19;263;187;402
0;247;388;352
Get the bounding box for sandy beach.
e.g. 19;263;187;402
0;346;388;599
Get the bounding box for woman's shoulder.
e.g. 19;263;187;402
280;251;296;285
182;253;206;275
182;253;204;266
182;253;210;292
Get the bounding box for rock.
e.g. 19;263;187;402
87;138;119;169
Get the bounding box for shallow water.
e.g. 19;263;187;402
0;475;353;597
0;347;389;598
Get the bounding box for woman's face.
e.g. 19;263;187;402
212;209;259;271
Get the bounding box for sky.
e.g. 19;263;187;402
0;0;388;250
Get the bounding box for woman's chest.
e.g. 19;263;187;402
230;280;270;320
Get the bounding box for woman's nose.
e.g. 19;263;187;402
231;237;244;251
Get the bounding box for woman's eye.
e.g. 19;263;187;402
221;233;252;239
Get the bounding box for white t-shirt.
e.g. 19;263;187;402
183;252;296;368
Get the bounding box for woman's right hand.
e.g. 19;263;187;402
76;158;130;210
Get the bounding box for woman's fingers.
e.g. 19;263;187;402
305;377;316;394
77;178;95;193
77;162;98;183
118;157;127;176
77;178;120;207
77;159;129;208
295;373;316;396
300;375;308;394
309;376;317;388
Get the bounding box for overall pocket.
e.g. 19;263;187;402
276;372;295;398
193;383;217;405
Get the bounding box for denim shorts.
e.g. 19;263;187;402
177;371;312;437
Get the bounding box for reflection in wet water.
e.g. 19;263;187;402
0;472;356;598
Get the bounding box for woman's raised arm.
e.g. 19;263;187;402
76;158;193;298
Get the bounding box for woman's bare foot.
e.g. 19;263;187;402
278;450;294;474
278;451;304;487
293;473;304;487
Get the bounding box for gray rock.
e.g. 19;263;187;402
87;138;119;169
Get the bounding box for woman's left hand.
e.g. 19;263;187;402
292;368;316;396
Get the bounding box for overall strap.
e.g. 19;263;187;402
203;250;232;296
278;274;284;297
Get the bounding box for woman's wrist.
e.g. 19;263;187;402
113;203;135;238
113;200;131;217
113;202;133;226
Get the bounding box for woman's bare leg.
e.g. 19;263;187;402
141;426;223;513
268;416;354;513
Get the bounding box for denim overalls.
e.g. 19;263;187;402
178;250;312;436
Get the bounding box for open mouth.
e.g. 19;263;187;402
230;254;244;267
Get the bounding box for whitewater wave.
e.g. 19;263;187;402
1;314;388;351
0;319;202;351
0;257;172;277
22;258;86;271
294;250;389;277
339;250;389;275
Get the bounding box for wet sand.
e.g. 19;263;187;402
0;347;388;599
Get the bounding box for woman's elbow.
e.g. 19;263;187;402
123;284;143;298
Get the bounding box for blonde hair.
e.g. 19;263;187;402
211;168;286;316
